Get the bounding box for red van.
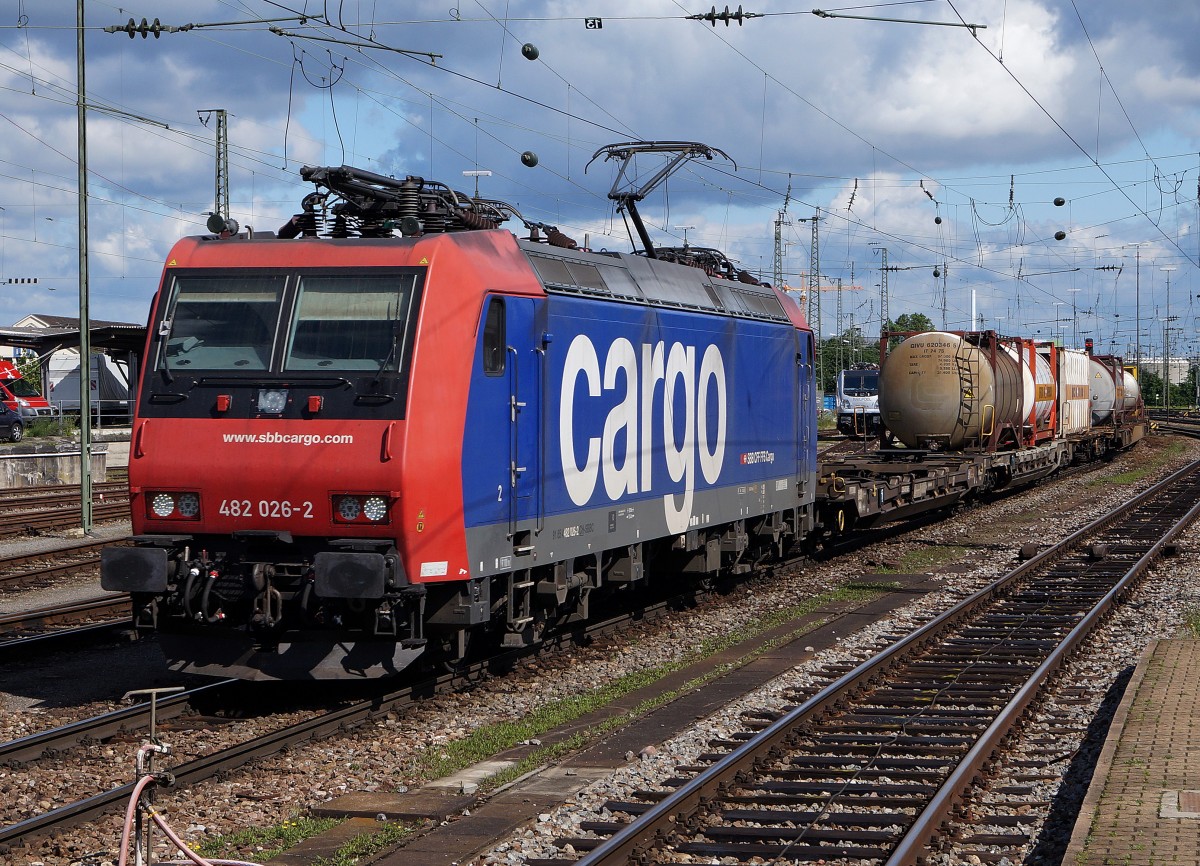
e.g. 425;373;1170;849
0;359;54;420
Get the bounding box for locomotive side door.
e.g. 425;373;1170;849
795;328;817;526
801;330;816;456
505;297;541;551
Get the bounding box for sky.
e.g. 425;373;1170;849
1;0;1198;362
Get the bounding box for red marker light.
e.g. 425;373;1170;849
307;395;323;413
216;394;231;412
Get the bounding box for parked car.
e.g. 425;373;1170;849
0;402;23;442
0;359;53;420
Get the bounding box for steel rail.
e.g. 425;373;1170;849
0;552;103;589
0;501;129;536
886;461;1200;863
0;595;130;633
0;537;126;584
0;481;127;504
0;586;698;851
573;458;1200;866
0;621;132;662
0;670;454;848
0;681;233;765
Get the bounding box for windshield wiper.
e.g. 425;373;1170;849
373;332;399;387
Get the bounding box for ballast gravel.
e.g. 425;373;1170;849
1;435;1197;866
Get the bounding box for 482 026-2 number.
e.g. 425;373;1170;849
219;499;314;519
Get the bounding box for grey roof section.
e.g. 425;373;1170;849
1;314;145;354
517;241;789;323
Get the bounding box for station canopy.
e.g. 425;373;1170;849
0;314;145;357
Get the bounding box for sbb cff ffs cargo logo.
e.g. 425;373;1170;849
559;334;727;535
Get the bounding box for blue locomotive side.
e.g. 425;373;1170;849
461;273;818;580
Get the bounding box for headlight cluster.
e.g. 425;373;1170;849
147;490;201;520
332;493;391;524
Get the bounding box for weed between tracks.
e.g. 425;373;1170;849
419;581;890;791
197;816;337;861
1089;440;1188;486
198;816;416;866
875;545;969;574
196;581;890;862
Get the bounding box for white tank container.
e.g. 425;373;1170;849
1121;369;1141;412
1058;348;1092;435
1090;357;1119;424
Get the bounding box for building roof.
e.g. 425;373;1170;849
14;313;140;330
1;313;145;355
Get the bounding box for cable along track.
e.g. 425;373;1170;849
557;458;1200;866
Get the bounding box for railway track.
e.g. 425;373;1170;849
0;480;128;511
535;455;1200;866
0;621;135;662
0;537;127;590
0;482;129;537
0;586;709;852
0;681;234;765
0;442;1180;860
0;539;136;659
0;501;129;537
0;595;130;635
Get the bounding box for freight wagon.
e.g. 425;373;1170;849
817;330;1146;533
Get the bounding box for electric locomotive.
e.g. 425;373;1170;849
102;145;820;679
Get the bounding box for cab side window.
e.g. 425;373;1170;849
483;298;505;376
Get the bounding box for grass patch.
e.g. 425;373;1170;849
197;816;418;866
197;815;341;862
874;545;968;574
23;416;78;438
1182;607;1200;639
312;822;418;866
1088;441;1187;487
415;582;888;790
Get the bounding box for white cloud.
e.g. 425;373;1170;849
0;0;1194;337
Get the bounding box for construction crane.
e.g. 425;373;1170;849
805;277;863;373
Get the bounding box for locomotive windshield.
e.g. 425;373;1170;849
162;274;284;371
285;274;417;371
841;370;879;396
158;270;421;374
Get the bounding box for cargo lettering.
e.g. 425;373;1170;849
560;334;727;534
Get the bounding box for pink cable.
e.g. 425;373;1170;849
116;775;158;866
116;769;258;866
151;812;216;866
150;811;260;866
